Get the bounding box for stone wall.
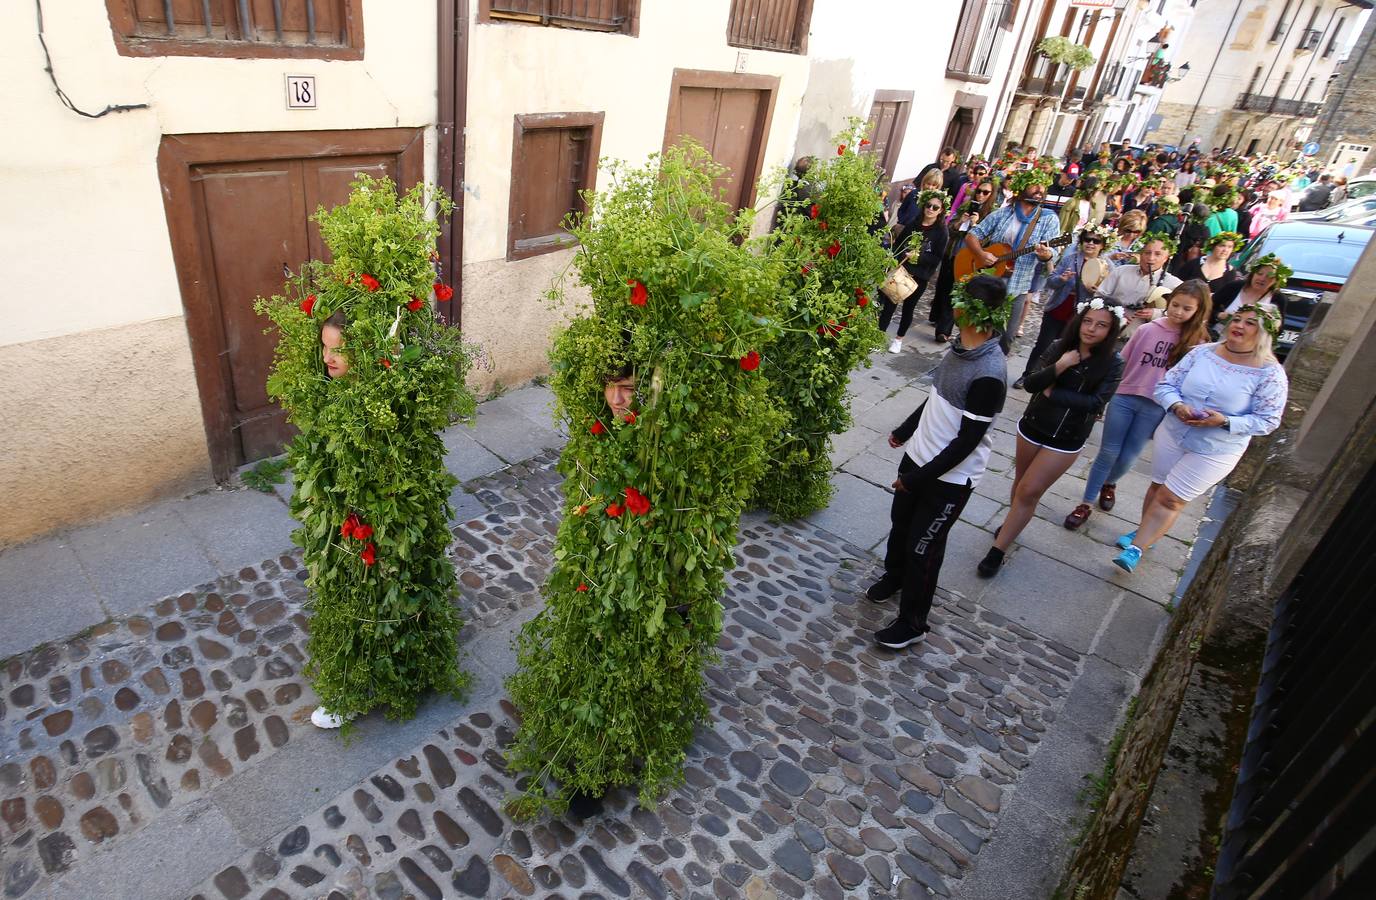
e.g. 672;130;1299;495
1312;15;1376;169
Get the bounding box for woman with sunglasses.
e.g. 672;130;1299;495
1108;210;1148;266
947;158;991;222
930;176;1001;342
881;190;950;353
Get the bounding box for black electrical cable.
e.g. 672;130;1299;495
36;0;150;119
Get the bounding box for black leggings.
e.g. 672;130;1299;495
878;278;929;338
929;257;957;337
883;455;974;630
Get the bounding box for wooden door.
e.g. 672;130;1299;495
159;129;423;480
664;70;779;211
863;90;913;183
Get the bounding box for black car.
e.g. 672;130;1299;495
1232;221;1373;357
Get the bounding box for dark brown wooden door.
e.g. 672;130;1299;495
664;70;779;212
160;129;423;479
864;90;913;183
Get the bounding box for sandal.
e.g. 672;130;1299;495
1064;503;1092;530
1099;484;1116;512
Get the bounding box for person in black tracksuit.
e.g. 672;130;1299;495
978;301;1125;577
869;276;1010;650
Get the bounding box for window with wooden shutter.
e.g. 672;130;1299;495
507;112;605;261
105;0;362;59
479;0;639;35
726;0;814;55
948;0;1010;82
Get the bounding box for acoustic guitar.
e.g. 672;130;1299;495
954;231;1075;281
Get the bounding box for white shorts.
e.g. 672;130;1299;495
1150;422;1242;502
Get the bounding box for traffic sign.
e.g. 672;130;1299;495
1303;141;1321;156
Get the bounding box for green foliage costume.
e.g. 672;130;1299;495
751;124;890;519
505;144;787;814
258;177;477;728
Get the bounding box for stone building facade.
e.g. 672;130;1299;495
1311;11;1376;175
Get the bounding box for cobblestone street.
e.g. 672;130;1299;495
1;340;1208;899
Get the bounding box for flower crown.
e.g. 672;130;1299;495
951;275;1011;331
1007;164;1054;194
917;189;950;213
1155;196;1181;214
1233;303;1282;338
1205;231;1244;252
1141;231;1180;256
1248;253;1293;292
1080;223;1116;243
1076;296;1128;326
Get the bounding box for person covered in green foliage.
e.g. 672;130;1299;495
259;176;477;731
867;274;1010;649
505;144;786;814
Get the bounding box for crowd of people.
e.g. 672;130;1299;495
866;138;1293;651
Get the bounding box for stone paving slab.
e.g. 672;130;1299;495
0;539;103;660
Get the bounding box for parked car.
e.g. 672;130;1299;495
1342;175;1376;200
1233;221;1372;357
1289;196;1376;223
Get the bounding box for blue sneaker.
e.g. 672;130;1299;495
1116;531;1137;550
1113;545;1142;573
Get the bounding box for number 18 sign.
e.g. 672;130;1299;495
286;75;316;110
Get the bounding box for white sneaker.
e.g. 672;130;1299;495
888;339;903;354
311;706;350;729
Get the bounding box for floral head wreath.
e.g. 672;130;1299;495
1080;223;1116;244
1232;303;1282;338
1140;231;1179;257
917;189;951;213
1155;196;1181;214
1076;296;1129;326
951;274;1011;331
1205;231;1244;252
965;154;990;170
1248;253;1293;292
1006;164;1055;194
1208;187;1240;210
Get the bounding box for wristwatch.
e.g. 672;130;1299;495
1220;416;1231;432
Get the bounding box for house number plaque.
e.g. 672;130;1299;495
286;75;317;110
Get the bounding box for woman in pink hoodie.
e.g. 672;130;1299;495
1247;191;1288;238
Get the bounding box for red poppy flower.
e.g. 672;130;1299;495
576;583;589;592
590;420;606;435
353;524;374;541
300;294;316;317
860;138;871;147
818;221;829;230
359;273;381;292
360;543;377;566
739;350;761;372
341;513;361;539
809;204;819;219
826;240;841;258
605;502;624;518
379;358;392;369
434;282;454;302
624;487;651;516
623;411;637;425
407;296;424;311
626;278;648;307
801;263;813;276
857;294;870;308
837;144;846;155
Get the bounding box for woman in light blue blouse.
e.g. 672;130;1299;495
1113;304;1288;572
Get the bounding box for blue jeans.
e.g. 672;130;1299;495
1082;394;1165;502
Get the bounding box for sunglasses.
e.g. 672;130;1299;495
925;202;944;210
1082;237;1105;244
974;188;993;196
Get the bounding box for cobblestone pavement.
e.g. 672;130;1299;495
2;338;1200;899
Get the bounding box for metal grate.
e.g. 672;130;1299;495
132;0;346;45
1212;462;1376;899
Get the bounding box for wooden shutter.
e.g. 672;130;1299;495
948;0;988;75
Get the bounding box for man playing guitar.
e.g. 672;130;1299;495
962;166;1062;354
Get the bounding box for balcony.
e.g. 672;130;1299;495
1235;92;1323;117
1021;74;1068;96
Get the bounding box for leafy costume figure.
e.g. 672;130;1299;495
752;123;891;519
505;144;786;815
258;176;477;731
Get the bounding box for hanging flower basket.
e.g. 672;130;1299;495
1037;36;1096;70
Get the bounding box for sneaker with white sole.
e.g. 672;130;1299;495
888;338;902;354
1115;530;1137;550
875;618;928;650
310;706;351;729
1112;545;1142;573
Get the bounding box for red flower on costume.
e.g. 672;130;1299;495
826;240;841;258
605;502;624;518
576;583;589;592
407;296;424;311
353;524;374;541
360;273;381;292
809;204;819;219
837;144;846;155
590;420;606;435
739;350;761;372
434;282;454;301
623;411;637;425
300;295;316;317
627;279;648;307
341;513;361;539
855;288;870;307
624;487;651;516
359;543;377;566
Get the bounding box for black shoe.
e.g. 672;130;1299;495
866;575;902;602
977;546;1006;578
875;618;928;650
1012;376;1026;391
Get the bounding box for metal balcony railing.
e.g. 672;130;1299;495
1235;92;1323;117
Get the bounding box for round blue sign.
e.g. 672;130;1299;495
1303;141;1321;156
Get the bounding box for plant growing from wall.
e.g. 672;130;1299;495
752;122;890;519
257;176;477;730
1037;36;1096;71
504;143;787;815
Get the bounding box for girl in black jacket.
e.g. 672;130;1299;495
977;299;1126;577
879;190;950;353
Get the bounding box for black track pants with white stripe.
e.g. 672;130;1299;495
883;455;973;631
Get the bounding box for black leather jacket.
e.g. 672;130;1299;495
1021;348;1124;444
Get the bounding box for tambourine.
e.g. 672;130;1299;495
1080;257;1109;290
